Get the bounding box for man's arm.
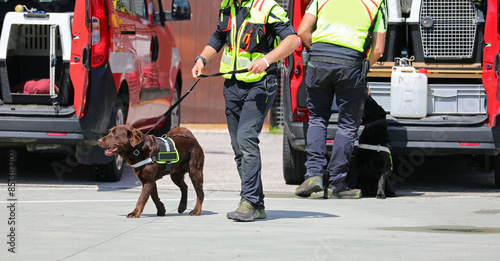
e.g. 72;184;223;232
368;32;386;66
191;20;227;79
191;45;218;79
297;13;316;49
247;34;300;74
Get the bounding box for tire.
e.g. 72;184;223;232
89;96;125;182
166;82;181;130
283;132;306;185
494;155;500;189
170;82;181;129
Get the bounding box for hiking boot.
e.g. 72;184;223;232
254;208;267;219
226;200;256;222
324;187;362;199
295;176;323;197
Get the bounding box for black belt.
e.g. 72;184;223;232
309;56;363;69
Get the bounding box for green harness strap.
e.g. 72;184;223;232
153;137;179;175
155;136;179;164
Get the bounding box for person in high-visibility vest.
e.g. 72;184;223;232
295;0;387;199
191;0;299;222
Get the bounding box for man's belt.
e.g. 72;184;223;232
309;55;363;69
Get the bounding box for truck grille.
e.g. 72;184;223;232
420;0;477;59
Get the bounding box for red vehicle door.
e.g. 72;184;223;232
483;0;500;127
110;0;147;127
70;0;92;118
288;0;309;121
148;0;178;122
132;0;166;124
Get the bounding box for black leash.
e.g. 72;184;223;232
144;69;249;135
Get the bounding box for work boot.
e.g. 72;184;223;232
226;200;256;222
324;187;362;199
295;176;323;197
254;208;267;219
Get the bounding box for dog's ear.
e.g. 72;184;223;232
141;134;156;154
107;126;115;133
127;127;143;147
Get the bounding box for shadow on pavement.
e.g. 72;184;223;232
262;210;338;220
0;148;140;191
119;210;219;218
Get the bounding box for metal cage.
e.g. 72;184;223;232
419;0;478;60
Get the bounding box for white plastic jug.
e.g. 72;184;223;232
390;66;428;118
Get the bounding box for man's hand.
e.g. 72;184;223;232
247;57;269;74
191;59;205;79
247;34;300;74
191;46;217;79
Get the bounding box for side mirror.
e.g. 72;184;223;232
166;0;191;21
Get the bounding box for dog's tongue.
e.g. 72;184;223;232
104;147;118;155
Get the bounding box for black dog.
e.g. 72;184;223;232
347;95;395;199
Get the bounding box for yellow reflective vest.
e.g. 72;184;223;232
218;0;282;82
306;0;387;54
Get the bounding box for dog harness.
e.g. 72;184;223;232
357;143;393;171
130;136;179;175
357;143;391;154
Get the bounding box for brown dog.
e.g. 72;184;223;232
98;125;204;218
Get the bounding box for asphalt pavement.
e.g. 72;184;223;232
1;128;500;260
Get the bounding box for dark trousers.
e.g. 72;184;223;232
304;62;367;193
223;75;277;209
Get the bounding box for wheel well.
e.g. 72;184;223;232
176;73;182;92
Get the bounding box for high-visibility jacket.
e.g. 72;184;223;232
218;0;284;82
306;0;387;55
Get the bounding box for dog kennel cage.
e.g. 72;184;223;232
0;11;72;105
406;0;485;63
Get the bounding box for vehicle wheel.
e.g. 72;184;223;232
494;155;500;188
90;96;125;182
167;81;181;130
283;132;306;185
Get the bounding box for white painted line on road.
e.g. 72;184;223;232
0;197;299;204
0;199;137;204
0;186;99;190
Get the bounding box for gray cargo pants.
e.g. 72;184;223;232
304;62;367;193
223;74;277;209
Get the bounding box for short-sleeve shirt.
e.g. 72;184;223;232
306;0;387;60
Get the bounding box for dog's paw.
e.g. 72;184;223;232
157;209;166;216
127;212;140;218
189;209;201;216
376;194;386;199
178;203;187;214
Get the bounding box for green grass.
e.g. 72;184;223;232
269;126;283;134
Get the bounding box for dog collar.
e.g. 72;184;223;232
127;140;146;160
357;143;391;154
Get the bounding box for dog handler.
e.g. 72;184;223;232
295;0;387;199
191;0;299;221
